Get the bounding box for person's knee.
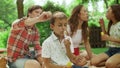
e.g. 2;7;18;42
117;64;120;68
25;60;41;68
105;60;116;68
90;58;99;66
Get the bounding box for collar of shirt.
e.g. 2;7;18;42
51;32;59;41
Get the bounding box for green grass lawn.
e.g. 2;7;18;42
91;48;108;54
81;47;108;54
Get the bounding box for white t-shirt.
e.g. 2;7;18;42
109;21;120;47
67;25;82;48
42;32;74;65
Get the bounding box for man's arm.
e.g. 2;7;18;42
25;11;52;26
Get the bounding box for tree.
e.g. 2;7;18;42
0;0;17;29
16;0;24;19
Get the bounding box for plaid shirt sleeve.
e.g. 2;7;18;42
12;18;26;30
33;28;42;57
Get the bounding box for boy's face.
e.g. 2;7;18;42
50;18;67;38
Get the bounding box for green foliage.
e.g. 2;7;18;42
0;20;6;29
88;0;110;28
88;11;102;27
43;1;66;13
36;21;51;45
0;0;17;29
0;30;10;48
24;0;35;16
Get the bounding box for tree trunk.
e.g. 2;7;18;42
116;0;119;4
16;0;24;19
104;0;108;8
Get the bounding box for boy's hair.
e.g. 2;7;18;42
50;11;67;25
27;5;43;17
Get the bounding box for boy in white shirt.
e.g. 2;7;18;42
42;11;87;68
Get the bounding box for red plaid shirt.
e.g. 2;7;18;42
7;18;42;62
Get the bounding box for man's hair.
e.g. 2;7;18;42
50;11;67;25
27;5;42;17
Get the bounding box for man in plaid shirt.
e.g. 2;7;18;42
7;5;52;68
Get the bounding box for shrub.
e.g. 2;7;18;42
0;30;10;48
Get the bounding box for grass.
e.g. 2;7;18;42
91;48;108;54
80;47;108;54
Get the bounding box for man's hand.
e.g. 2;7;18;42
37;56;43;66
38;11;52;22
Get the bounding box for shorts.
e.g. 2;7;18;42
8;51;36;68
105;47;120;57
8;58;29;68
72;65;88;68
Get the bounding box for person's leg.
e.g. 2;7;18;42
24;59;41;68
80;50;87;57
24;51;42;68
105;54;120;68
80;50;96;60
8;58;41;68
90;53;109;66
117;64;120;68
8;58;29;68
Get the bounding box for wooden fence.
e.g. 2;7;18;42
89;27;106;48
